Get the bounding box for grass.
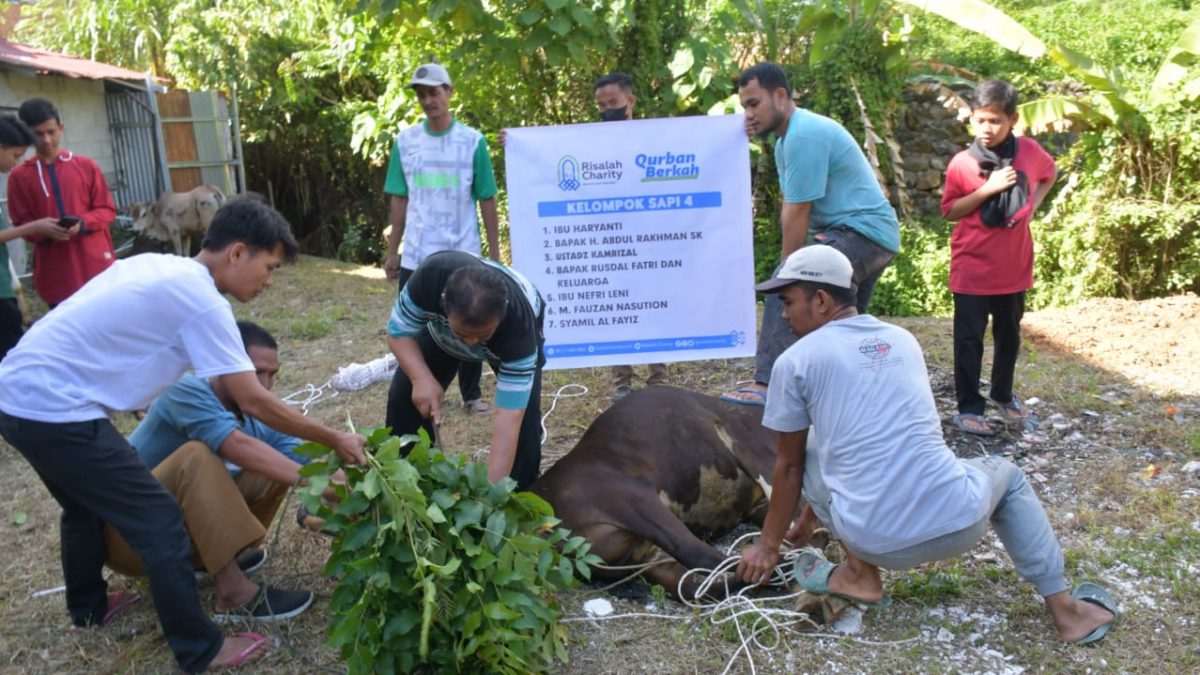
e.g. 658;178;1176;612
1;255;1199;673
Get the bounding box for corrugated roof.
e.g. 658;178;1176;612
0;39;150;81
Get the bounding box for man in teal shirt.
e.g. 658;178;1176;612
382;61;501;416
722;62;900;407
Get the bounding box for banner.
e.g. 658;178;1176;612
505;115;756;370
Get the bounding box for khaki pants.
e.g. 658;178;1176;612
105;442;288;576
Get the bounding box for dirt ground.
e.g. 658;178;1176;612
0;257;1196;674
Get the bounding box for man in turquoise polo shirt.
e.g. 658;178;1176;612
382;62;501;417
721;61;900;407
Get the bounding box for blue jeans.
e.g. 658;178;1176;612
805;452;1067;597
753;228;895;384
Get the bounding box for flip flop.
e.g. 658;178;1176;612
719;388;767;407
951;413;996;437
1071;581;1119;645
791;551;891;609
209;631;270;670
69;590;142;631
991;395;1033;423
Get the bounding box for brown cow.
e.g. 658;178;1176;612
131;185;225;256
531;386;789;600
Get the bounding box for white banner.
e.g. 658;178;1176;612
505;115;756;370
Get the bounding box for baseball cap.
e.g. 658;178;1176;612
754;244;855;293
409;63;452;88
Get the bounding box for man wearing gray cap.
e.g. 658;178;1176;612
383;62;501;416
735;245;1117;646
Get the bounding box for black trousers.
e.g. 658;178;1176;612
384;329;543;490
397;268;482;403
953;291;1025;415
0;297;23;362
0;413;222;673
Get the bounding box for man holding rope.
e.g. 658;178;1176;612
734;245;1117;646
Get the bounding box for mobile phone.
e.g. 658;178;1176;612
58;216;81;229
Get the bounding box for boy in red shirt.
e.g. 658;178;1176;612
942;80;1056;436
7;98;116;308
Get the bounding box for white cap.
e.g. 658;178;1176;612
409;63;452;88
755;245;855;293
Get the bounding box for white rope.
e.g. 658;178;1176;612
563;533;919;675
539;383;588;444
281;354;399;414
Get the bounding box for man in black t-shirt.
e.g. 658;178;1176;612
384;251;545;489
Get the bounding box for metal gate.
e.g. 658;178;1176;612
105;85;163;208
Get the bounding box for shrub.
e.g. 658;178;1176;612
297;428;600;673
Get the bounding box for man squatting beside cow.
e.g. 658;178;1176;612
0;198;366;672
733;245;1117;645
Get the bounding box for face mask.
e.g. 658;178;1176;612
600;106;628;122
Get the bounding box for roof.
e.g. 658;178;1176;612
0;39;152;82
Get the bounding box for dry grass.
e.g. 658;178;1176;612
1;255;1198;673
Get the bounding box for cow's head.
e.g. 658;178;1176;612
128;202;158;233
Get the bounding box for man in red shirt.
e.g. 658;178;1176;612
7;98;116;307
942;80;1057;436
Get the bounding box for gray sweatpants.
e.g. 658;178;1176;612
805;453;1067;597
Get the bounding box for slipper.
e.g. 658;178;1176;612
991;395;1033;423
719;388;767;407
791;551;891;609
951;413;996;437
69;590;142;631
1071;581;1119;645
209;631;270;670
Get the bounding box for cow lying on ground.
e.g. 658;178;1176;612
531;386;793;601
131;185;225;255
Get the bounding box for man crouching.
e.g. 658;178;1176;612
104;321;340;621
736;245;1117;646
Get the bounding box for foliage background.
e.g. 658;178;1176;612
13;0;1200;313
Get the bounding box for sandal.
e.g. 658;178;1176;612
951;413;996;437
1070;582;1119;645
69;590;142;631
208;631;270;670
719;387;767;407
792;552;891;608
991;395;1032;423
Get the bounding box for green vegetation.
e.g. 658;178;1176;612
14;0;1198;309
295;427;600;673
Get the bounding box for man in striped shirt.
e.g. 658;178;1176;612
385;250;545;489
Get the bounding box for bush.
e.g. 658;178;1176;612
869;218;954;317
297;428;600;674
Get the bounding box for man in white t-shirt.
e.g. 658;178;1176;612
734;245;1117;646
0;198;366;672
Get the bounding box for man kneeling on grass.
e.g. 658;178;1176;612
735;245;1118;646
0;198;365;672
103;320;343;623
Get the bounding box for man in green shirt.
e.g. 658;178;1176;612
382;62;501;416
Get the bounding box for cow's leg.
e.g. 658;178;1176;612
170;229;184;256
181;233;191;257
596;484;737;600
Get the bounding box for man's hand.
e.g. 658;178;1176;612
411;377;445;425
329;430;366;465
981;166;1018;196
28;218;73;241
384;253;402;282
737;540;781;585
497;129;507;148
744;117;759;139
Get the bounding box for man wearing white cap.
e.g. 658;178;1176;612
383;62;500;416
734;245;1118;646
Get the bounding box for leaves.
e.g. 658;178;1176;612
902;0;1046;59
305;426;594;673
1152;15;1200;100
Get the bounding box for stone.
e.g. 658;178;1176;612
916;169;944;190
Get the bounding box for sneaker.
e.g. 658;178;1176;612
214;585;314;623
464;399;493;415
196;548;267;581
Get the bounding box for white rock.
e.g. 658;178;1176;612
1182;461;1200;475
832;607;864;635
583;598;613;617
937;626;954;642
